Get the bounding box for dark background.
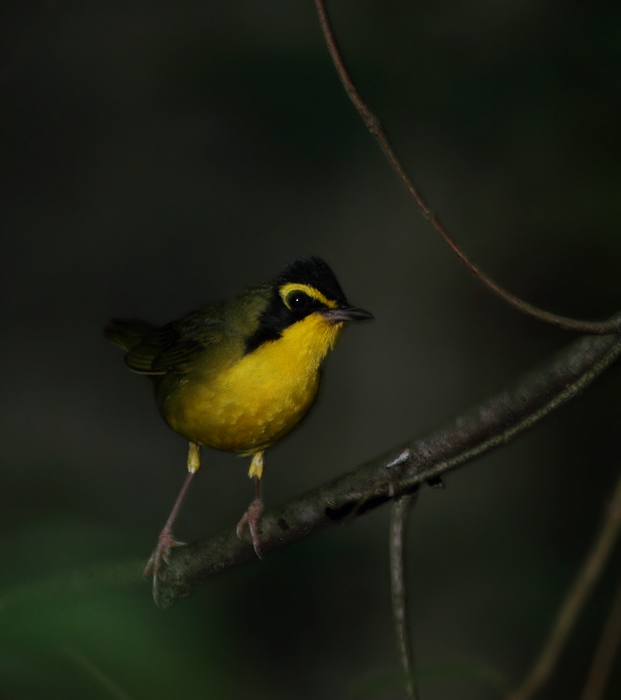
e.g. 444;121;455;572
2;1;621;698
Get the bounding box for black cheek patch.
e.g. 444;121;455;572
244;325;282;354
243;291;326;355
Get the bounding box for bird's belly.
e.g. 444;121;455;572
162;363;320;454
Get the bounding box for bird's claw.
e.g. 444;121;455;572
143;530;186;598
236;498;264;559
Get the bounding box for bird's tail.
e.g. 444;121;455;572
104;318;155;351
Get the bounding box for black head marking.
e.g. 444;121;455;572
279;257;348;307
244;257;349;354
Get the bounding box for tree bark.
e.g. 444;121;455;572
154;325;621;608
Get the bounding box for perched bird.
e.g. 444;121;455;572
105;256;372;591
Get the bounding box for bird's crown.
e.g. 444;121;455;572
277;257;348;308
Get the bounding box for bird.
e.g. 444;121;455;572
105;256;372;592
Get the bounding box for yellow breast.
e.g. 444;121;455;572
163;314;343;454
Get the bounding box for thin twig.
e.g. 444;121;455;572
156;325;621;607
312;0;621;336
581;571;621;700
63;645;137;700
506;467;621;700
390;491;420;700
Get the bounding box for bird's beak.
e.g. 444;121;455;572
321;306;374;324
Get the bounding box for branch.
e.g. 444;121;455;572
581;570;621;700
153;318;621;608
390;492;419;700
506;464;621;700
312;0;621;335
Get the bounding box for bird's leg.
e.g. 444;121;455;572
236;452;265;558
144;441;201;593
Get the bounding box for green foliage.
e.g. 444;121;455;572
0;520;233;700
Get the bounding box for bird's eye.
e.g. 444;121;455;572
286;291;310;310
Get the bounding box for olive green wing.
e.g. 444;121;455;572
120;305;226;375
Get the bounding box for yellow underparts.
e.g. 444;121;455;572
165;313;344;457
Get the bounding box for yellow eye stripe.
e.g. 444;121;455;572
278;283;338;309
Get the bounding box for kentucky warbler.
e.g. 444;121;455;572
105;256;372;588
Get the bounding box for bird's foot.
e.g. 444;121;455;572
143;530;186;595
236;497;264;559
